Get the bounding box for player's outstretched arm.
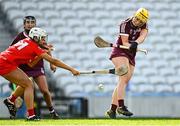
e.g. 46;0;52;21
46;47;57;72
40;53;80;76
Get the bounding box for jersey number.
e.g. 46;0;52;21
14;41;28;50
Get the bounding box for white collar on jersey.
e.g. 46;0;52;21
23;31;29;38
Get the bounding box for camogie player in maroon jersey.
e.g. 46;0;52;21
1;27;80;120
106;8;149;118
4;16;60;119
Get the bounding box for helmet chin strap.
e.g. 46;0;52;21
130;20;138;29
131;17;145;28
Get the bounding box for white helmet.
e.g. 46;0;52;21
29;27;47;43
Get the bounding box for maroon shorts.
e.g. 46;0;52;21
110;47;136;66
23;67;45;77
19;60;45;77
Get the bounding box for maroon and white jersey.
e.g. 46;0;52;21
11;31;45;77
110;17;148;66
117;17;148;45
11;31;29;45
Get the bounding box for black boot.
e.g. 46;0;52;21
50;111;60;119
4;98;17;119
117;106;133;116
105;109;116;119
27;115;40;121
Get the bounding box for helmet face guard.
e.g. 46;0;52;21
134;8;149;24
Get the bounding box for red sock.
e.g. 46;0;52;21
28;108;35;117
118;99;124;107
8;94;17;103
111;104;117;112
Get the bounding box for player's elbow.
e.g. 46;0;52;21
50;58;59;66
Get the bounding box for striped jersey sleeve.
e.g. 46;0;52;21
119;22;130;36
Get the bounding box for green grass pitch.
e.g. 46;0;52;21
1;118;180;126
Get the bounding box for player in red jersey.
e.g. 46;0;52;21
106;8;149;118
1;27;80;120
5;16;60;119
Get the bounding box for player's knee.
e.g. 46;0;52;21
22;78;34;88
118;64;128;76
122;64;128;72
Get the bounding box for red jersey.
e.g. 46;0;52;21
0;38;45;75
11;31;45;77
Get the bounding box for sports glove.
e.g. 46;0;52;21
129;42;138;54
